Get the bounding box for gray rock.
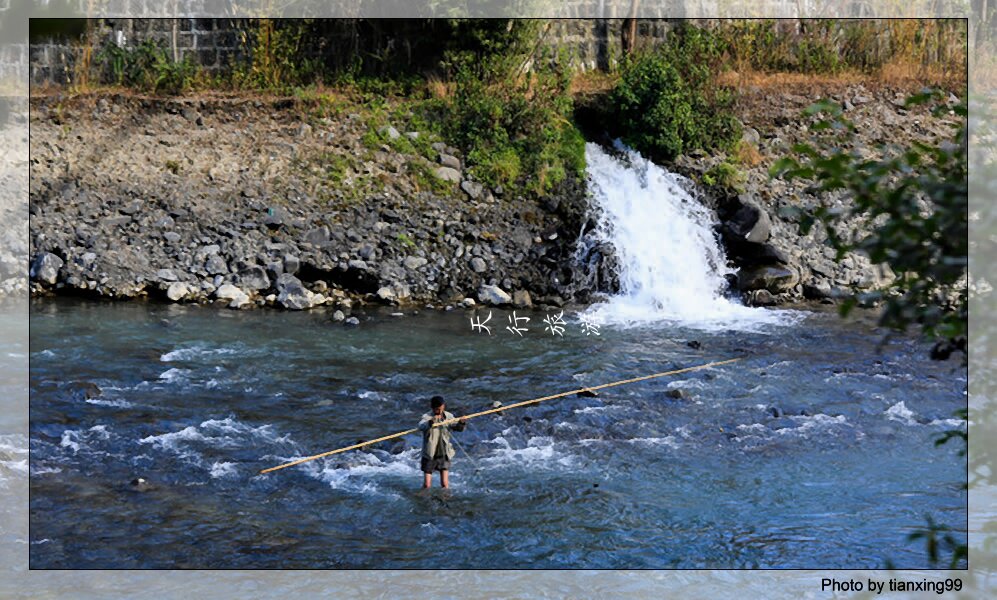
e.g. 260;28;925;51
438;153;461;170
376;286;396;303
434;166;461;183
344;316;360;327
296;123;312;137
215;284;250;309
30;252;63;284
379;125;400;140
460;180;485;200
852;94;873;105
119;200;143;215
728;198;771;244
461;297;476;308
403;256;427;270
746;289;777;306
469;256;487;273
478;284;512;306
237;265;270;291
405;131;420;140
276;273;314;310
741;127;760;146
156;268;178;282
166;282;189;302
512;289;532;308
164;232;181;244
205;254;228;275
738;266;799;294
332;310;346;322
303;226;330;246
283;255;300;275
431;142;447;153
358;244;376;260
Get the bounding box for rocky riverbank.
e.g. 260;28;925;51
27;82;962;312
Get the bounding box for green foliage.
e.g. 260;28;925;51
396;232;416;249
233;19;322;92
95;39;198;94
440;31;584;195
164;159;180;174
610;24;741;162
770;90;967;348
907;515;968;569
702;160;743;191
407;160;453;195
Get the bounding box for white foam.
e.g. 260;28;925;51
573;406;609;414
482;435;576;469
358;390;382;400
85;397;133;408
160;344;243;362
209;461;238;478
579;143;804;332
158;367;190;383
626;436;680;449
885;401;918;425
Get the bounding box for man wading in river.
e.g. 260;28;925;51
418;396;467;489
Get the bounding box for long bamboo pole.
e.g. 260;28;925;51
258;357;741;475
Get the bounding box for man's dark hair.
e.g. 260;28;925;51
430;395;445;409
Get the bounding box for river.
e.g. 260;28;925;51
23;144;966;569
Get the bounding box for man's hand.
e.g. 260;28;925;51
459;417;468;424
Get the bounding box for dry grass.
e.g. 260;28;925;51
425;76;454;100
569;70;618;97
731;139;763;167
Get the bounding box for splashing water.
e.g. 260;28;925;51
581;143;799;331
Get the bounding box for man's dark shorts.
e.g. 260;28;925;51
421;456;451;473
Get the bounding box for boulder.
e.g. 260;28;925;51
30;252;63;284
727;198;771;244
478;284;512;306
215;284;250;309
403;256;427;270
434;166;461;183
276;273;314;310
166;282;189;302
460;180;485;200
205;254;228;275
237;265;270;291
512;289;532;308
469;257;487;273
737;266;799;294
438;153;461;170
379;125;400;140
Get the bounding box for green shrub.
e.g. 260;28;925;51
95;39;198;94
439;26;585;195
611;25;741;162
702;161;743;191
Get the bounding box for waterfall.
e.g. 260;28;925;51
580;142;797;331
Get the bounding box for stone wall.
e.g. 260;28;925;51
22;17;686;86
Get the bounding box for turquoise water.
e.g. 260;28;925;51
27;298;966;568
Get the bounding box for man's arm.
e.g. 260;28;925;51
418;414;435;431
449;416;467;432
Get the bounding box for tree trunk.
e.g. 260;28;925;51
622;0;640;58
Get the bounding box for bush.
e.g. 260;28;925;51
610;24;741;162
440;26;585;195
96;39;198;94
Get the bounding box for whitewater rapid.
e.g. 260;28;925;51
580;143;801;331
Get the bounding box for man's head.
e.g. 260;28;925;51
430;395;445;415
